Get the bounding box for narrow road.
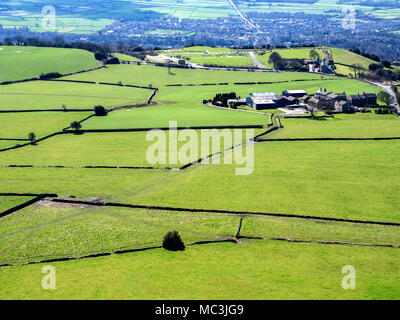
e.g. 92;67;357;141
249;52;265;68
227;0;259;31
366;80;400;114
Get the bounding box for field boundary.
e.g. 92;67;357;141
49;198;400;227
256;137;400;142
62;125;264;134
0;65;105;87
0;124;265;153
0;194;57;219
164;77;337;88
238;235;398;249
0;238;238;267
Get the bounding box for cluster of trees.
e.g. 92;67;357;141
350;48;381;63
208;92;238;108
268;52;307;71
2;35;112;58
360;65;400;81
1;35;122;64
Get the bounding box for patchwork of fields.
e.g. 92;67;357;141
1;51;400;300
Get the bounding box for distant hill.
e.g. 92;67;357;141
0;46;100;83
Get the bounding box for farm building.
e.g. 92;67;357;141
309;89;347;110
348;93;377;107
227;98;247;108
247;92;277;110
246;92;299;110
335;100;354;113
282;90;307;98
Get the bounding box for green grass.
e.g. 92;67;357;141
0;129;263;169
272;113;400;139
1;240;400;299
111;53;141;62
0;196;33;212
82;104;267;129
62;64;337;87
0;205;239;265
0;112;92;140
0;81;151;110
0;46;99;83
1;59;399;300
329;47;376;76
257;48;324;69
127;138;400;223
163;47;254;67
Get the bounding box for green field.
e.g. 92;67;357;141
0;81;151;110
111;53;141;62
0;46;99;83
62;64;337;87
1;240;400;299
0;196;33;212
162;47;255;67
0;112;92;140
257;48;324;69
1;53;400;300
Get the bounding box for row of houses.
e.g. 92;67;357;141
239;88;378;112
308;89;378;112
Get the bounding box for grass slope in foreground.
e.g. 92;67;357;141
1;240;399;299
0;46;100;83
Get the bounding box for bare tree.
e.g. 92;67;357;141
377;91;392;108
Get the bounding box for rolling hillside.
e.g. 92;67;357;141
0;46;100;83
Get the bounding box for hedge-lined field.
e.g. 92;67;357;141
129;139;400;223
62;64;337;86
0;112;92;140
0;129;263;168
0;81;151;110
272;113;400;139
1;240;400;299
1;61;400;299
0;46;100;83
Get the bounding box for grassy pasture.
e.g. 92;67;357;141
163;47;254;67
128;139;400;223
82;103;268;129
0;129;263;169
0;81;151;110
62;64;337;87
1;60;400;299
0;205;239;265
111;53;141;62
0;112;92;140
329;47;377;76
273;113;400;139
1;240;400;299
0;46;99;83
0;196;33;213
257;48;324;68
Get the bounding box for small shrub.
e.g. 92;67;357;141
162;231;185;251
28;132;36;143
94;105;108;116
39;72;62;80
